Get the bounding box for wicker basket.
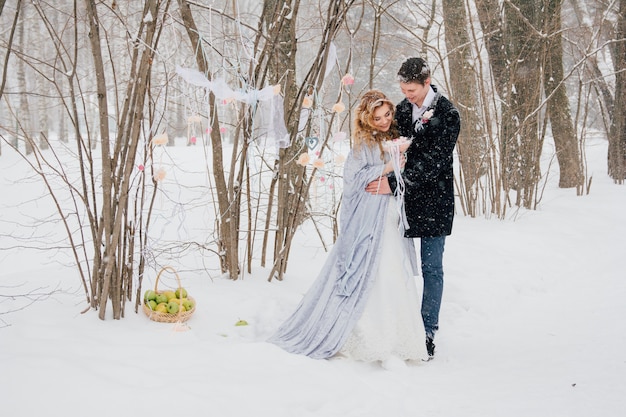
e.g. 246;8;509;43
143;266;196;323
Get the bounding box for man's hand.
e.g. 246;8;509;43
365;176;391;195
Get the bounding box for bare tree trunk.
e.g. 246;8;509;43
255;0;303;281
475;0;509;100
476;0;545;208
16;1;32;155
84;0;115;318
36;21;49;151
0;0;22;156
177;0;237;278
85;0;170;319
442;0;488;217
47;6;68;144
268;0;356;281
568;0;615;127
369;3;382;89
608;0;626;181
542;0;582;189
475;0;515;215
502;0;544;207
0;0;21;104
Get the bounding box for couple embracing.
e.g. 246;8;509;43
268;57;461;364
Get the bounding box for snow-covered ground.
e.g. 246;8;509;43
1;134;624;416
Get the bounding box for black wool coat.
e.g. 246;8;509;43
389;86;461;238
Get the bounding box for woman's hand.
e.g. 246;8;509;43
383;152;405;174
365;176;391;195
398;141;411;153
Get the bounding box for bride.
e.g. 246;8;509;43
268;90;428;363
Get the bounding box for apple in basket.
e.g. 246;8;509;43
155;303;168;313
144;290;157;302
166;300;180;314
175;287;188;299
182;299;193;311
167;299;186;312
155;293;168;304
146;300;157;311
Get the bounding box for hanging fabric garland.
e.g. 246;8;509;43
176;66;289;150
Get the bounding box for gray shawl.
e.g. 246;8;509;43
268;143;418;359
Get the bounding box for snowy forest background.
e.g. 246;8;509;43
1;0;625;321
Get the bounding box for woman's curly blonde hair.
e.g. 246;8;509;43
352;90;399;159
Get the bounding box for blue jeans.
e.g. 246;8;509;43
420;236;445;339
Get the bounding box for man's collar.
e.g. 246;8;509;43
421;86;436;109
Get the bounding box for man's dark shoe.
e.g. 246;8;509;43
426;336;435;358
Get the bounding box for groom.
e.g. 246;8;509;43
366;57;460;358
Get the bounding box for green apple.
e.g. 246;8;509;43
182;299;193;311
166;301;180;314
175;287;188;299
144;290;157;302
147;300;157;310
155;293;168;304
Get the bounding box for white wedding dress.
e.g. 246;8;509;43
339;200;429;362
